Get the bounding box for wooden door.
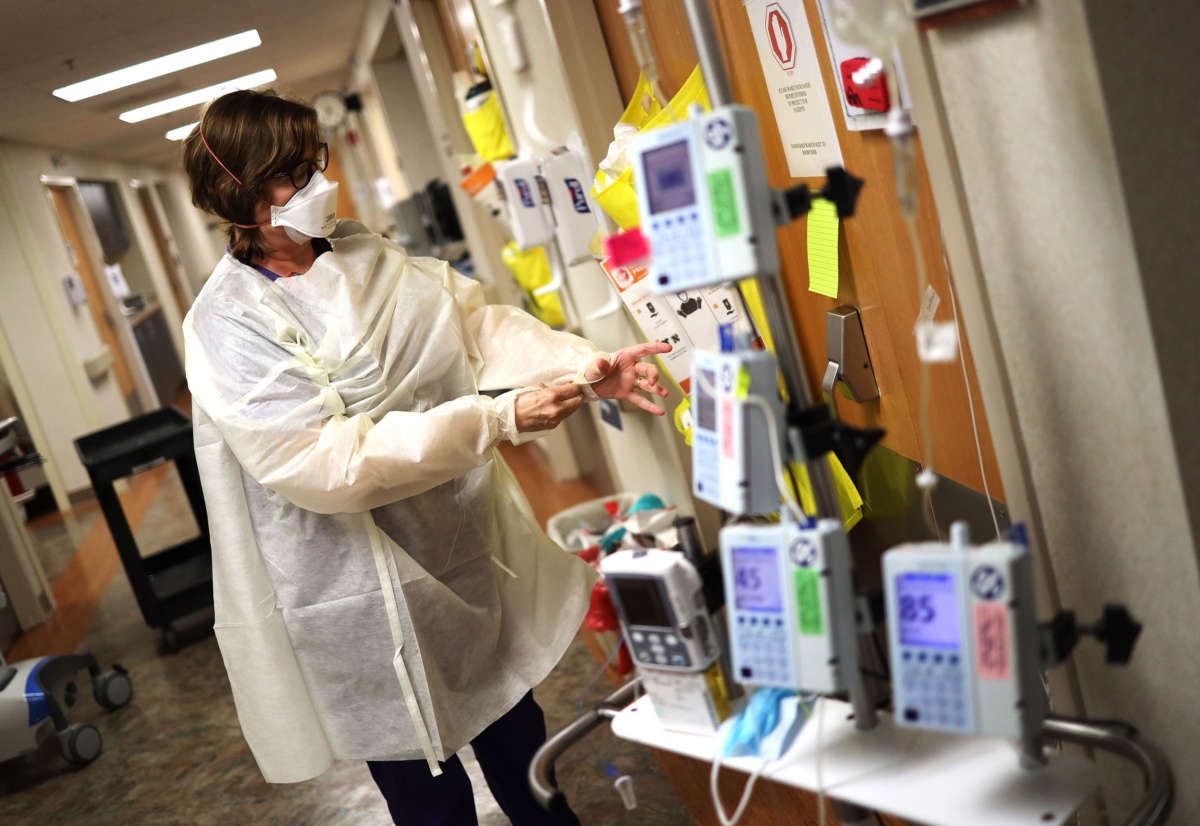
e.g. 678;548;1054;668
592;0;1001;497
134;186;191;320
47;186;136;398
324;147;361;222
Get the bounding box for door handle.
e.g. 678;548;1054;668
824;306;879;417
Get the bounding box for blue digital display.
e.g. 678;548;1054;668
644;140;695;215
732;546;782;613
896;572;960;649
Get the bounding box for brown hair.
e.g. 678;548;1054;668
182;89;320;264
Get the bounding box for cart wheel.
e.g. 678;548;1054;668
93;669;133;710
157;626;179;655
59;723;102;766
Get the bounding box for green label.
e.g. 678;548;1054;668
794;568;824;635
707;168;741;238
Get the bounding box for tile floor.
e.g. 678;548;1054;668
1;442;692;826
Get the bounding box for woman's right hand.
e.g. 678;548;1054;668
514;383;585;433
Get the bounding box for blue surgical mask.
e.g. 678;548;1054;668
719;688;810;761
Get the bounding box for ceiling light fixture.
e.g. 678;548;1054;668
119;69;277;123
165;122;199;141
53;30;262;102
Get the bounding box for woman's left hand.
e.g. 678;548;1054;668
584;342;673;415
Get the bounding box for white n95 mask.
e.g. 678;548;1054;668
270;171;339;243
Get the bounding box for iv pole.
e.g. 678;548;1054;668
679;0;877;734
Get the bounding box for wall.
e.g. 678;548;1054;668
0;138;205;495
371;55;445;191
466;0;697;509
921;4;1200;822
1079;0;1200;572
154;173;225;295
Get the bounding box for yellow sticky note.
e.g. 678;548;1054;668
807;198;840;298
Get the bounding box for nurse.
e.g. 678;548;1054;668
181;90;670;825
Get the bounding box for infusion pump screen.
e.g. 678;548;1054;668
896;572;960;649
644;140;696;215
732;546;782;613
609;576;672;628
696;369;717;430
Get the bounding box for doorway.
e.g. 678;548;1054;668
45;184;139;412
132;183;192;320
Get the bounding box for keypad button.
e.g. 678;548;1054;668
637;651;648;661
654;654;667;664
665;634;678;646
648;633;662;644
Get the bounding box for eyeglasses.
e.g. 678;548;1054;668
269;143;329;189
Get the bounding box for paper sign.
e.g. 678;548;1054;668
806;198;839;297
103;263;130;298
745;0;844;178
598;398;623;431
63;273;88;308
599;257;752;395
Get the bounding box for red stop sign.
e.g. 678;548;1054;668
766;3;796;71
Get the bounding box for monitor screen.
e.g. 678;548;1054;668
896;572;960;649
643;140;696;215
608;576;672;628
695;369;717;431
731;546;782;613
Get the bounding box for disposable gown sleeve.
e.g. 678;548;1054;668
184;299;524;516
442;264;608;394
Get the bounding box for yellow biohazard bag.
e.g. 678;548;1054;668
500;242;565;327
592;66;711;230
462;84;515;162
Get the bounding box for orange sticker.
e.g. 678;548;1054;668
599;257;649;293
973;603;1010;681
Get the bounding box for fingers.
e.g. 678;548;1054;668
635;363;669;397
559;394;584;416
623;391;666;416
627;341;673;358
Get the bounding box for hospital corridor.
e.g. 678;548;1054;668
0;2;1196;826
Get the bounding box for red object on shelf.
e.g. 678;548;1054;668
603;228;651;269
585;580;621;632
840;57;890;113
616;640;634;674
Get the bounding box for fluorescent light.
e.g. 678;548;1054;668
54;30;262;102
165;122;199;141
119;69;277;123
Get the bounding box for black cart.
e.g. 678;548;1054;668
74;407;211;653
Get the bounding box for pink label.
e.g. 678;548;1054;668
721;399;735;459
974;603;1011;681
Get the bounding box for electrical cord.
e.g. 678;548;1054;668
816;696;827;826
576;634;625;717
941;239;1001;539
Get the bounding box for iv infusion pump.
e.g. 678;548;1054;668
721;519;860;694
632;104;779;294
884;524;1046;740
601;548;719;672
691;348;783;515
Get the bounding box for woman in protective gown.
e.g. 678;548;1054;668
181;90;670;825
